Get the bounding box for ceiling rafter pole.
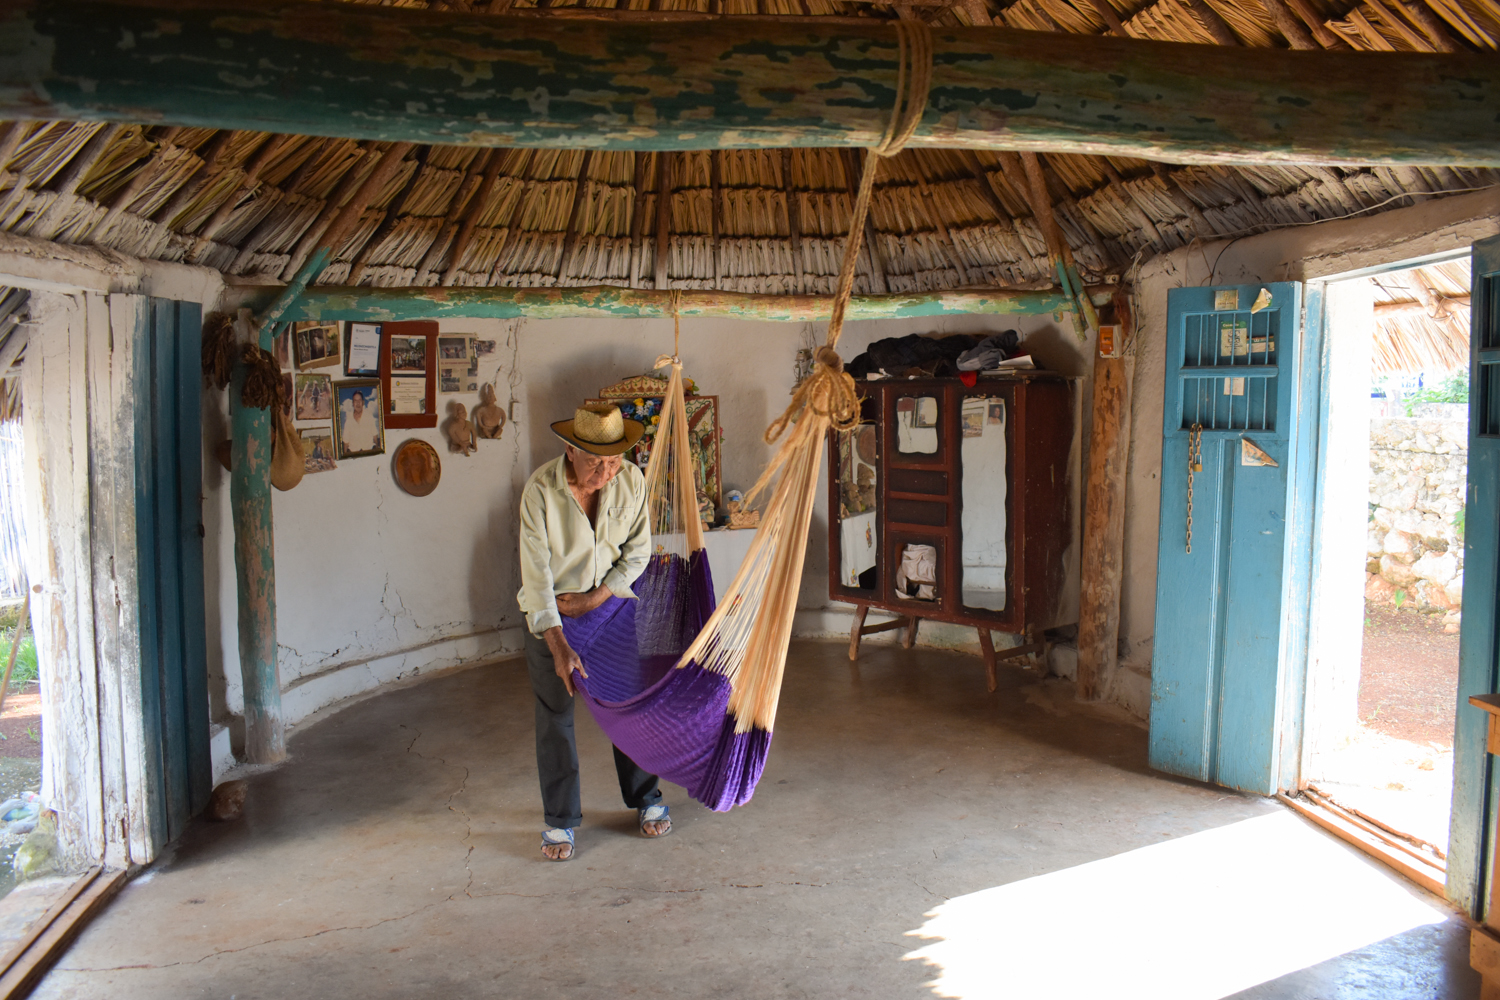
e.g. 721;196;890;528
1282;0;1352;47
487;149;545;287
347;144;431;287
10;1;1500;167
782;149;806;294
654;150;675;292
1085;0;1130;35
1035;152;1118;273
555;149;596;286
81;125;183;244
1401;0;1461;51
185;133;288;262
412;149;492;286
1018;151;1095;337
1258;0;1318;48
281;141;415;283
29;122;126;239
441;146;510;287
150;129;252;227
628;151;650;289
224;138;335;275
959;151;1045;283
269;142;380;279
710;150;723;290
916;176;971;285
1183;0;1243;44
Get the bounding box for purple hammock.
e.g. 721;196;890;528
560;550;772;811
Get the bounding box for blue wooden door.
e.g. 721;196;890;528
1449;237;1500;916
1150;282;1318;795
134;298;212;847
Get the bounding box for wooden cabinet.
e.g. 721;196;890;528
827;375;1077;689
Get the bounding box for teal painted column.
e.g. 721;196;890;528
228;307;283;765
227;248;329;765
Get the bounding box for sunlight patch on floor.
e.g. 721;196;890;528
903;810;1448;1000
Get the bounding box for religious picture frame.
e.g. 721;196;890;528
345;321;383;378
379;320;438;429
592;375;722;506
294;321;342;371
333;379;385;459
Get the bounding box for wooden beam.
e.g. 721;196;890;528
441;147;508;287
7;0;1500;166
654;151;675;291
79;125;182;243
224;137;331;275
782;149;806;294
1374;293;1470;317
148;129;236;226
1085;0;1130;36
1402;0;1461;52
1076;288;1132;701
253;282;1101;323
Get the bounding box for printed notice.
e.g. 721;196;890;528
390;376;428;415
1214;289;1240;311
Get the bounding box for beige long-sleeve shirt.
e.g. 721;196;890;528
517;455;650;636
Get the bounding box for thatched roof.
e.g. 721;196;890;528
0;0;1497;297
1371;259;1471;374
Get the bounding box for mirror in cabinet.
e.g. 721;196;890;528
895;395;940;455
835;420;879;593
959;394;1008;613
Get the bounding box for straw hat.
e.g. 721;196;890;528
551;403;645;456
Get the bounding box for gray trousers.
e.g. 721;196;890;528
525;629;662;830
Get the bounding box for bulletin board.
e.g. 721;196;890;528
380;320;438;429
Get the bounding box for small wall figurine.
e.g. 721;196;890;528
445;401;477;456
474;382;506;440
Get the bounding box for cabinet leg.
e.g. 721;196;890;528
903;617;920;649
977;628;998;693
849;606;868;662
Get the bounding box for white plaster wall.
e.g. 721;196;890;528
1113;186;1500;716
203;308;1085;741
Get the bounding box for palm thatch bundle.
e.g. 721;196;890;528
0;0;1495;298
1370;260;1472;375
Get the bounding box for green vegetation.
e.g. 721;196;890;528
0;629;37;691
1394;588;1408;610
1454;504;1466;542
1402;372;1470;416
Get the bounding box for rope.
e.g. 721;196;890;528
766;20;931;443
654;289;685;372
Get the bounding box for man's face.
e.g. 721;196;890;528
351;392;365;418
566;445;622;491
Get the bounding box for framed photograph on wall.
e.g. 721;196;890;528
333;379;385;459
379;320;438;429
294;321;342;371
300;429;337;473
295;373;333;421
345;322;382;378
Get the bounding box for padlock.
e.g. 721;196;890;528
1192;462;1203;472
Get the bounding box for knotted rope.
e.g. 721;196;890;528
654;289;685;372
765;20;932;444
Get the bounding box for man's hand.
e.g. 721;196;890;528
555;586;612;619
543;627;587;696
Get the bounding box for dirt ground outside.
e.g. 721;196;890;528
1359;602;1461;749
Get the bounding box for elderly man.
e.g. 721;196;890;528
517;402;671;862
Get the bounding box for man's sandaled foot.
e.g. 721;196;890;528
541;827;575;861
639;804;671;838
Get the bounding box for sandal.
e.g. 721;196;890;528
638;803;672;838
541;827;575;861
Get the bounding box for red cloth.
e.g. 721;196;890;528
958;370;978;387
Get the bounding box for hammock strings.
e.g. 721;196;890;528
659;22;933;734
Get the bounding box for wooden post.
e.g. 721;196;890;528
228;247;330;764
7;0;1500;166
1076;291;1133;701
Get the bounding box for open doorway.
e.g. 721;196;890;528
1304;257;1471;876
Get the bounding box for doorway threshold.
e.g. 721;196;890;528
0;866;127;999
1280;790;1447;897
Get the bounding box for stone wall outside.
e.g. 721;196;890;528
1366;415;1466;619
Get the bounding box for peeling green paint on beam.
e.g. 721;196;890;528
2;0;1500;165
258;285;1083;322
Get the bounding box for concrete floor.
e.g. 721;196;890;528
34;641;1479;999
